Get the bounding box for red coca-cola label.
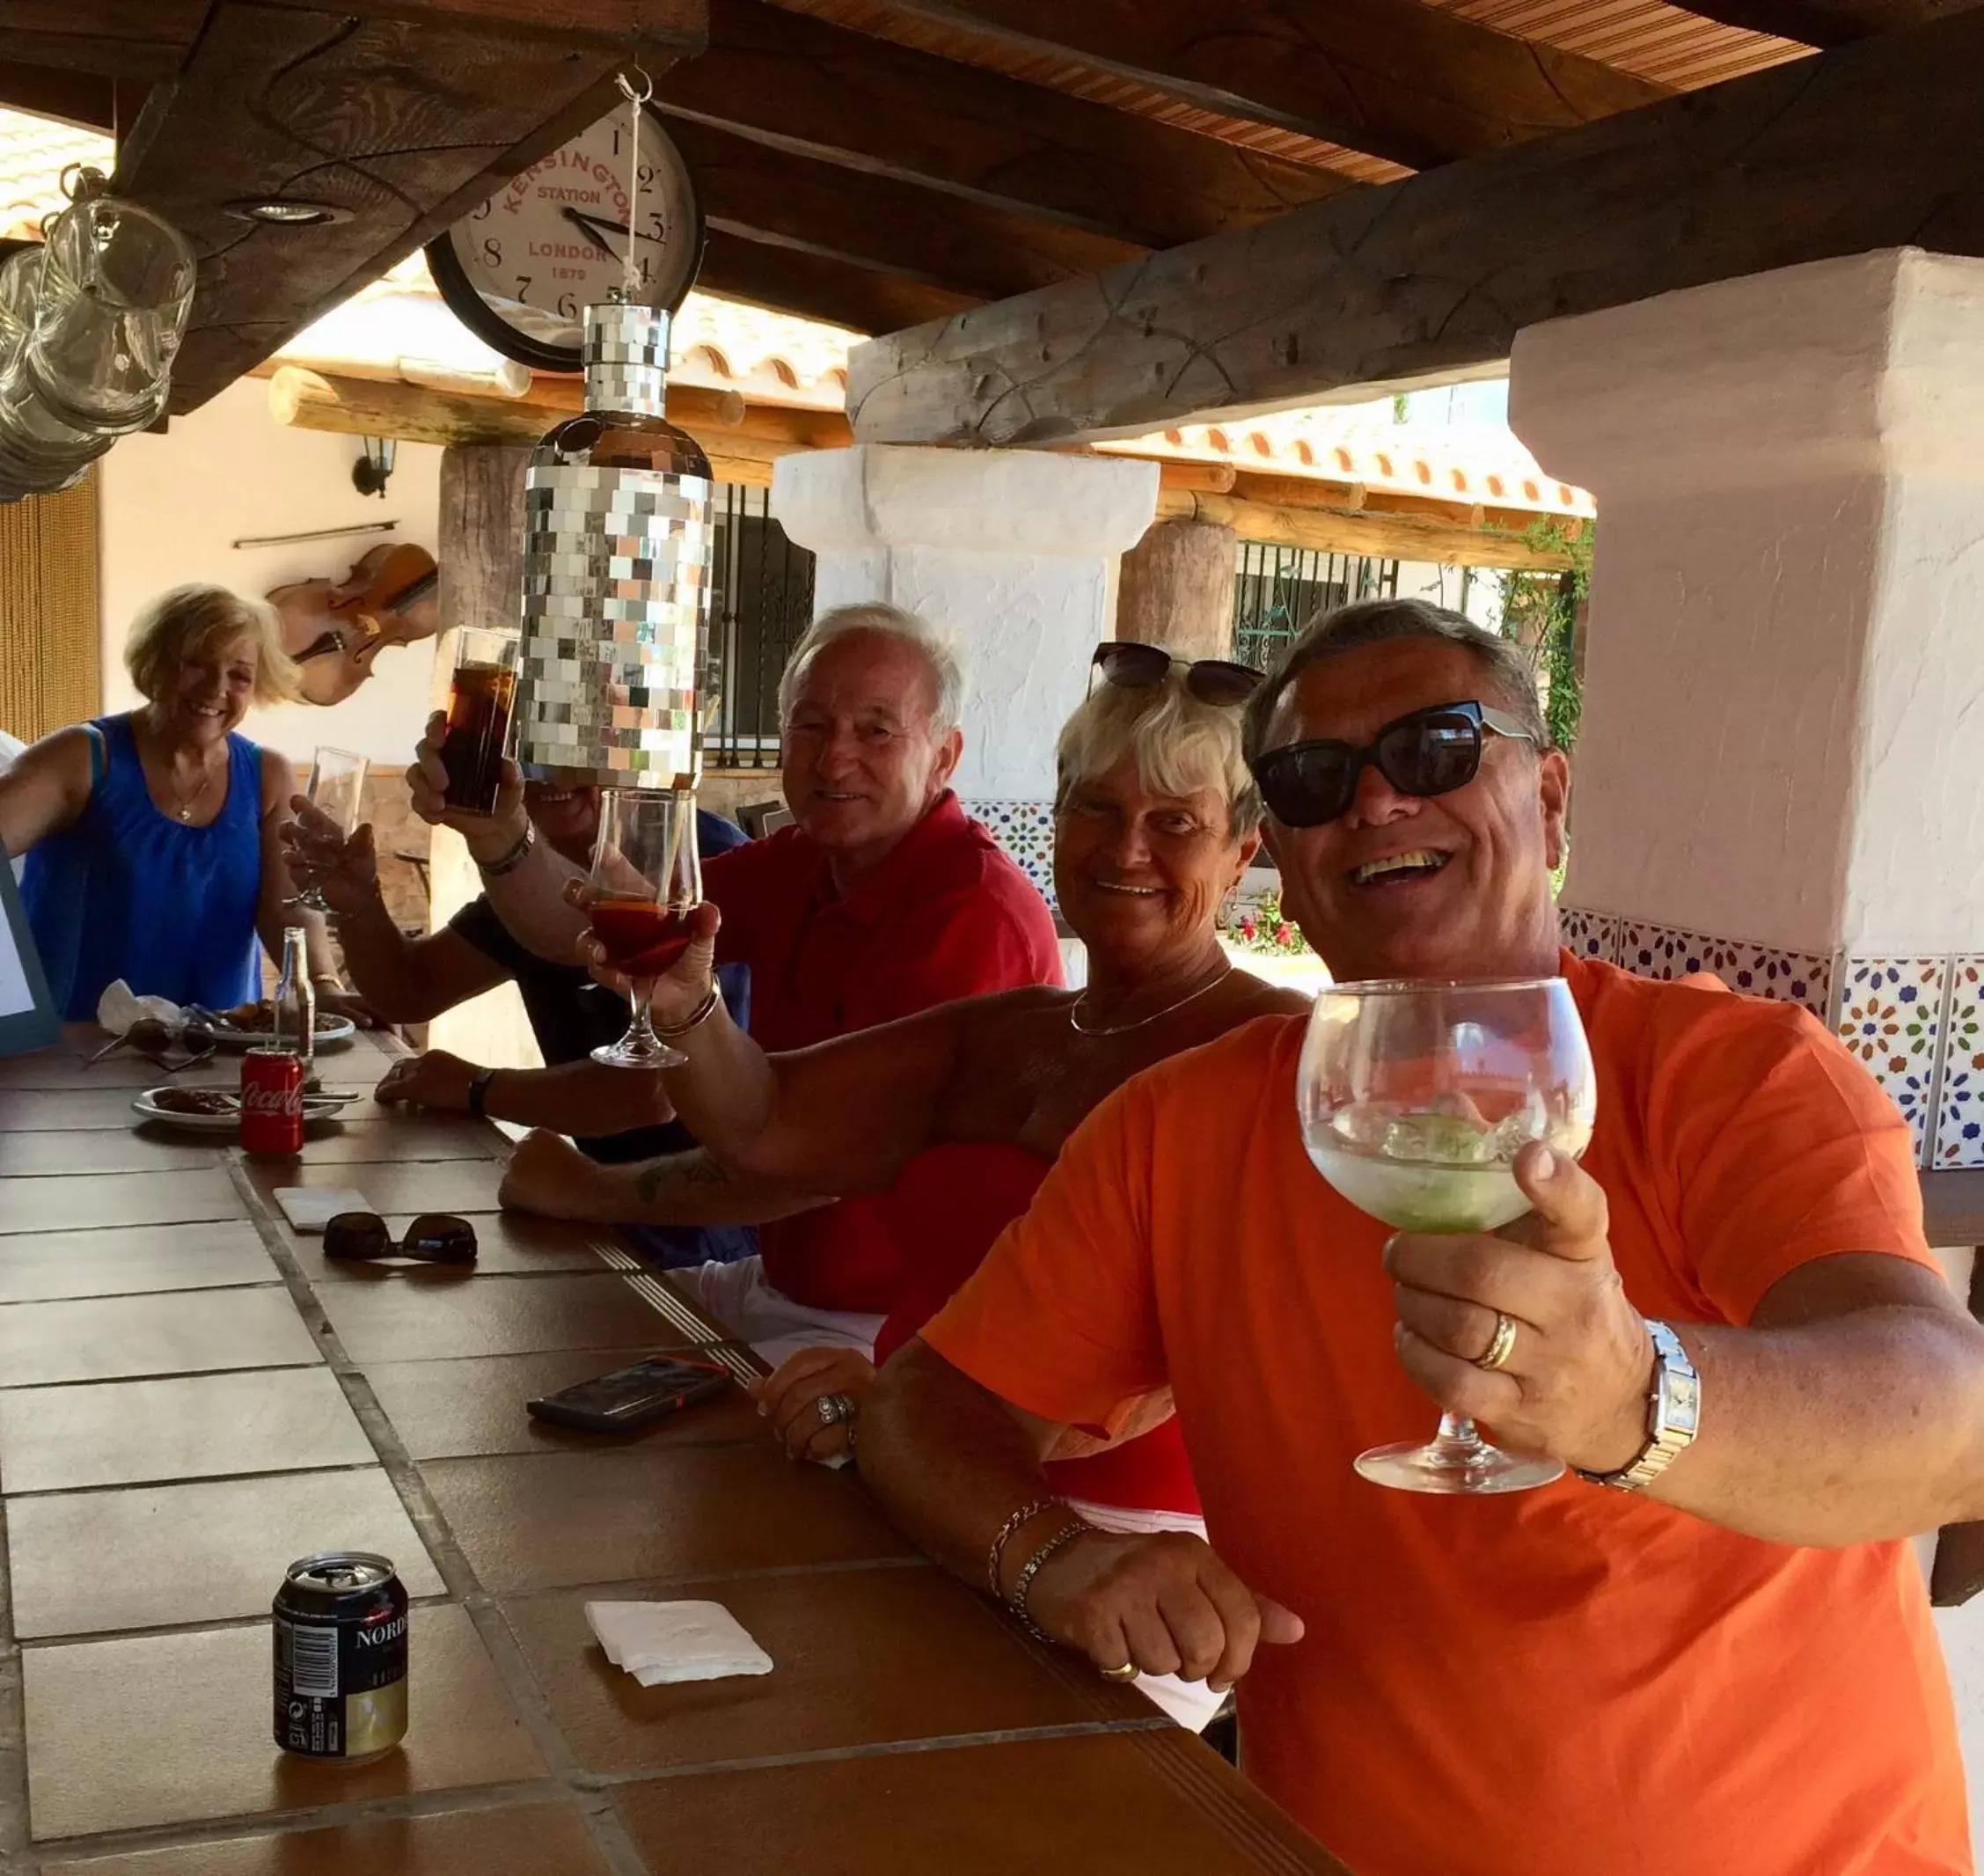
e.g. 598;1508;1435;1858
241;1048;304;1155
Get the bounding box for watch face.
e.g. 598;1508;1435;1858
427;107;702;371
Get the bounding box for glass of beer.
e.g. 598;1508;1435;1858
442;629;518;815
586;788;703;1069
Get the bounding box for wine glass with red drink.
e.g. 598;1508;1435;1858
586;788;703;1069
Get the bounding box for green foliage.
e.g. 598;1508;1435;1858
1502;520;1594;755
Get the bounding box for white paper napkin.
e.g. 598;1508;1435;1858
273;1187;373;1234
96;979;183;1037
585;1599;773;1687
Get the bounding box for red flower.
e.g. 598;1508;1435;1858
1275;922;1293;945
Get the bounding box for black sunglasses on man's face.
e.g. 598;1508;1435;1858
1248;700;1536;829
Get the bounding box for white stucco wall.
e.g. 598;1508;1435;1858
97;378;445;770
772;446;1160;802
1510;247;1984;956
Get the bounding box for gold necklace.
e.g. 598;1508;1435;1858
1067;963;1234;1037
148;724;221;823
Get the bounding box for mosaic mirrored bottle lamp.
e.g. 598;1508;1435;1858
514;301;713;791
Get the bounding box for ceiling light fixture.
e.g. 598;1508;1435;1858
223;199;351;227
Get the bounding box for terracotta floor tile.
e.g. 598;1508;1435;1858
289;1211;610;1284
36;1801;614;1874
317;1272;678;1363
0;1286;320;1387
245;1156;508;1218
24;1604;543;1839
613;1730;1347;1875
0;1168;246;1235
365;1349;765;1461
0;1367;375;1493
0;1221;274;1303
0;1131;220;1176
422;1446;913;1594
502;1565;1142;1776
8;1467;443;1638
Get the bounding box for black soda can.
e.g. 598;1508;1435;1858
272;1551;409;1761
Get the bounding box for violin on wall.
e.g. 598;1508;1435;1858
268;543;440;707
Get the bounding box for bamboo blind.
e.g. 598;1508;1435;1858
0;470;101;743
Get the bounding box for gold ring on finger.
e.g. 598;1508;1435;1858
1097;1660;1139;1682
1474;1310;1519;1373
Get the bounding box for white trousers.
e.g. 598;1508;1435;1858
678;1260;1225;1734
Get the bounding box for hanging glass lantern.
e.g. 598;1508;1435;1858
512;299;713;793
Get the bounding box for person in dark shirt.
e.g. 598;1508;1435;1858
283;780;750;1265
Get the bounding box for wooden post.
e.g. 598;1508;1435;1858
1115;517;1237;663
428;443;543;1070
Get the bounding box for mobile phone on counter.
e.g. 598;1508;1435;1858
526;1355;735;1433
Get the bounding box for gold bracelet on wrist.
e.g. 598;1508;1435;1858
985;1498;1067;1601
1007;1518;1093;1644
654;983;721;1040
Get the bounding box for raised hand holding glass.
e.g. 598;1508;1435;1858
1296;976;1597;1495
586;788;703;1069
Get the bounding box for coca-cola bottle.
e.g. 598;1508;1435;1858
240;927;312;1154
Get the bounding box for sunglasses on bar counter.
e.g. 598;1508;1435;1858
1249;700;1537;829
324;1212;479;1264
1090;641;1263;707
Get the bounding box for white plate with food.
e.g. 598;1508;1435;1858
132;1087;354;1132
182;1003;358;1051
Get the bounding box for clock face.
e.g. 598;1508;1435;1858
426;107;703;372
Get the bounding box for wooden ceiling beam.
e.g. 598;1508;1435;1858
848;10;1984;448
850;0;1666;172
1156;488;1573;569
694;227;978;335
0;3;207;81
655;0;1353;251
111;0;705;414
1672;0;1977;46
669;116;1142;303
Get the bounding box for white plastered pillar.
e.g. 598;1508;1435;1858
1511;247;1984;1175
771;444;1159;911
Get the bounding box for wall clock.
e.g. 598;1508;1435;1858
425;106;702;373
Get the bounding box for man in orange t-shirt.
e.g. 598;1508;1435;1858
860;598;1980;1875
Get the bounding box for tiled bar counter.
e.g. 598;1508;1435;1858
0;1028;1344;1875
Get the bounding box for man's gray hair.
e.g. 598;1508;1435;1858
777;602;967;736
1241;597;1550;762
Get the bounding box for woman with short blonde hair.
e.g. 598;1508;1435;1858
0;582;355;1020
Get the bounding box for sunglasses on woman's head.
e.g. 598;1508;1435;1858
1248;700;1537;829
324;1212;479;1264
1090;641;1263;708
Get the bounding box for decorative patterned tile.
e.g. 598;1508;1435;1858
963;799;1056;906
1618;921;1700;981
1556;905;1619;965
1934;957;1984;1169
1833;956;1951;1165
1693;938;1834;1022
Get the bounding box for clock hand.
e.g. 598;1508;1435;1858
560;206;622;265
569;206;661;247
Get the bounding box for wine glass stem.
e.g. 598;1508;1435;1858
624;985;660;1049
1431;1414;1490;1464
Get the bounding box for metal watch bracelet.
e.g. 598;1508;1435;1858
1575;1319;1701;1491
476;823;535;877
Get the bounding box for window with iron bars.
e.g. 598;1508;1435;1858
705;481;816;770
1231;543;1399;671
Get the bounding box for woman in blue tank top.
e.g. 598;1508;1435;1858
0;584;359;1021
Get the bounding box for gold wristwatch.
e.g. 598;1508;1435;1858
1576;1320;1701;1492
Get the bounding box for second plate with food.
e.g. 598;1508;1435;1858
184;1006;358;1052
133;1087;354;1133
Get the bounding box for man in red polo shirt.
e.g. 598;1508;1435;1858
420;603;1062;1360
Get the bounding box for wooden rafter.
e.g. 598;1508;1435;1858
840;0;1666;171
667;115;1146;299
696;228;977;333
655;0;1354;251
0;2;206;80
847;10;1984;447
108;0;706;414
1673;0;1976;46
